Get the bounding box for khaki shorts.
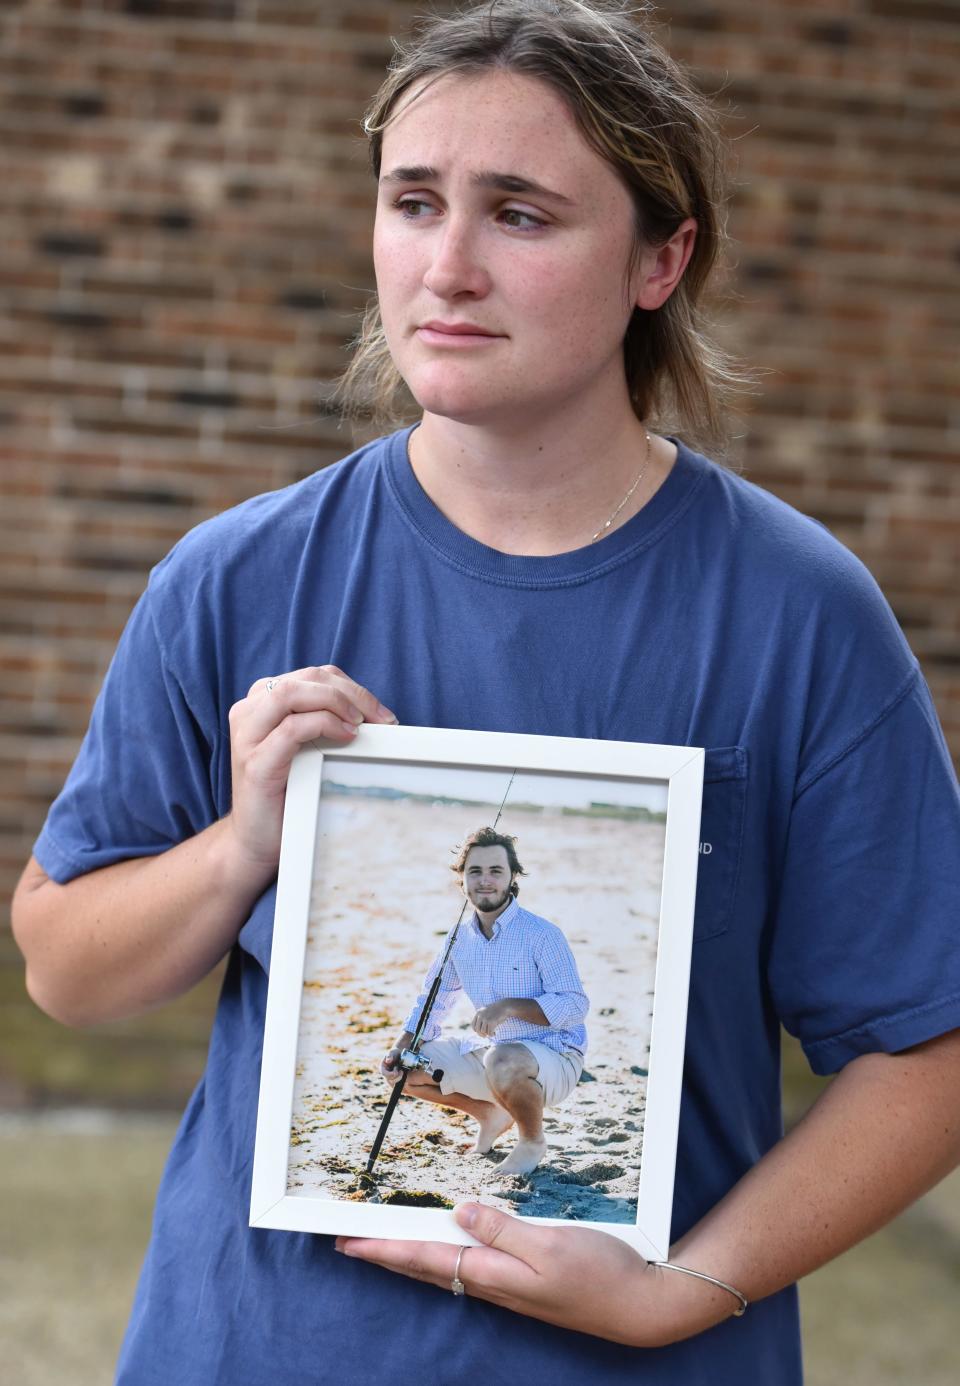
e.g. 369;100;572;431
419;1038;583;1109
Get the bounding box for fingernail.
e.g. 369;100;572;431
378;703;398;723
456;1204;478;1229
339;720;358;736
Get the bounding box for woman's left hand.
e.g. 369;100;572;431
335;1203;727;1347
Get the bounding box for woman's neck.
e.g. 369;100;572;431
407;402;677;557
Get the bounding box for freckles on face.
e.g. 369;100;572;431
372;69;641;423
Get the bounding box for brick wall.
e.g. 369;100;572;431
2;0;958;939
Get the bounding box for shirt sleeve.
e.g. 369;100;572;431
402;949;464;1042
533;926;590;1030
32;580;218;884
768;671;960;1075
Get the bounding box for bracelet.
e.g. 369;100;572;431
650;1261;748;1317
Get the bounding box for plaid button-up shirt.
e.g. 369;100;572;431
403;896;589;1055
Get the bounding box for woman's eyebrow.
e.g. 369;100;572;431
380;164;575;205
474;170;575;205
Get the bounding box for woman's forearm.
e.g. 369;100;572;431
11;818;272;1027
664;1029;960;1329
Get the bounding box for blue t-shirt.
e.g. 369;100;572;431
34;429;960;1385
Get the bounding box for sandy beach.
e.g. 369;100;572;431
287;789;664;1223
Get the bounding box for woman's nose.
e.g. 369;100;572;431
423;219;490;299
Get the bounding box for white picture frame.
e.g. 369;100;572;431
250;725;703;1263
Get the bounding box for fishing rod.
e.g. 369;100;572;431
365;769;517;1174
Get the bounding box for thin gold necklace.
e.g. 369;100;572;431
590;431;651;543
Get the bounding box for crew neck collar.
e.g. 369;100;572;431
381;425;708;590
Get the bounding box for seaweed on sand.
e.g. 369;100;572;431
378;1189;454;1209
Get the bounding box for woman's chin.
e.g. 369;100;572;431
400;361;511;422
408;378;546;430
412;391;511;427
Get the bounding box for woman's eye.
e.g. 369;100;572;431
395;198;435;219
500;208;544;230
393;199;544;230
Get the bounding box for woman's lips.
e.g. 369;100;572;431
417;323;503;347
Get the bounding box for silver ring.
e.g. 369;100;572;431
265;678;278;694
451;1245;467;1297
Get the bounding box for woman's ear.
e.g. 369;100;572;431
633;217;698;311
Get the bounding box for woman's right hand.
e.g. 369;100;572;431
223;665;397;884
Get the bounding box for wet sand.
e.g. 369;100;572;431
287;794;663;1222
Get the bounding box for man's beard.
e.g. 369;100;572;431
470;885;513;914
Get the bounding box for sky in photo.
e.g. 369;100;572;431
321;756;668;814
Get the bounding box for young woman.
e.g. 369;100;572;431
12;4;960;1383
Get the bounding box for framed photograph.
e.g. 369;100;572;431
251;725;703;1262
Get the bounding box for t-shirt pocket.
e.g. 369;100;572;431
692;746;748;942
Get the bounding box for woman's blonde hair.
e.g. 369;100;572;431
334;0;743;452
